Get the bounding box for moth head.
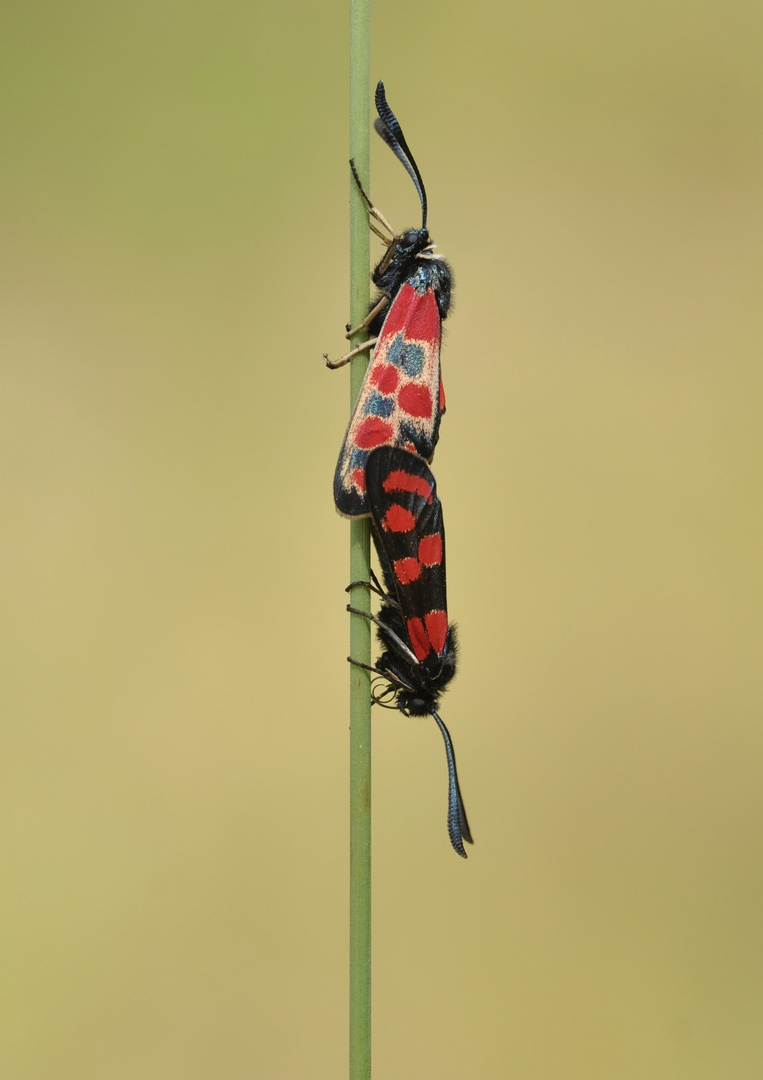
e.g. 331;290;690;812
375;226;432;281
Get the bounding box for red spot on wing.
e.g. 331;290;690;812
378;283;418;339
398;382;434;419
378;285;441;346
406;617;431;662
424;610;448;655
371;363;399;395
404;290;440;344
417;533;443;566
393;557;421;584
355;416;394;449
350;468;366;492
383;504;416;532
383;469;432;499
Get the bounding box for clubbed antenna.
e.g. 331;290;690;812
432;711;473;858
374;80;428;231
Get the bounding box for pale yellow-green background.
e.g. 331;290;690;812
3;1;762;1076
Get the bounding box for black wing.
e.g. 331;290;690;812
365;446;449;666
365;446;472;859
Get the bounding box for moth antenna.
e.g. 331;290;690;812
374;81;428;232
432;711;473;858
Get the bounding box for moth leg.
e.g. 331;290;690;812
324;336;378;370
374;236;401;278
349;159;397;239
345;294;390;338
346;656;378;675
374;664;417;698
346;656;413;703
346;579;385;601
368;220;392;244
346;605;420;667
346;569;388;599
365;566;403;611
346;603;380;625
369;567;385;595
345;660;405;711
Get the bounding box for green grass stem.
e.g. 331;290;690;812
348;3;371;1079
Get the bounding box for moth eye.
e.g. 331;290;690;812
402;230;419;246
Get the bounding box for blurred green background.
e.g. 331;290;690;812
2;0;762;1076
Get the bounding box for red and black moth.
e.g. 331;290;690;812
348;446;472;858
329;81;453;519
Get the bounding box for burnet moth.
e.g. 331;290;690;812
328;81;453;520
348;446;472;858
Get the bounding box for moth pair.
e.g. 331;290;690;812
330;83;472;858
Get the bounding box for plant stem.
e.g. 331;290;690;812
348;3;371;1079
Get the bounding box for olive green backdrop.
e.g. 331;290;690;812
2;1;762;1077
